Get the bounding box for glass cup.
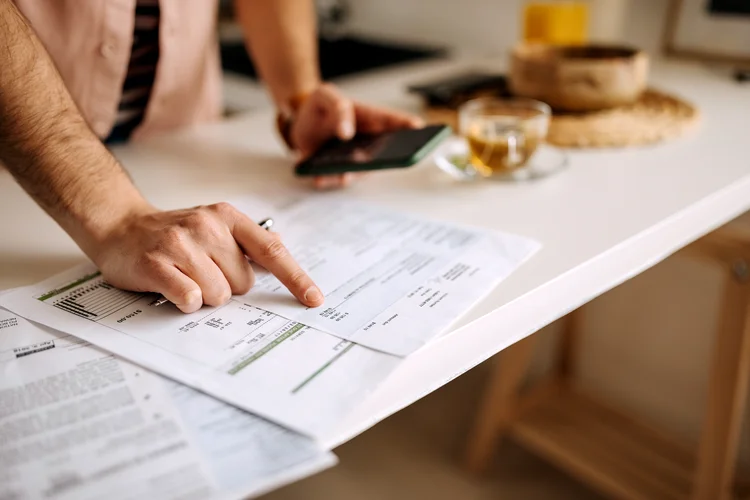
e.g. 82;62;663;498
458;97;551;179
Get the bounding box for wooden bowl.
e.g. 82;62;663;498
509;44;648;112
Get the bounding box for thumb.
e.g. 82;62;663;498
335;98;356;141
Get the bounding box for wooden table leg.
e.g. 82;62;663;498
692;268;750;500
464;333;540;475
557;308;583;383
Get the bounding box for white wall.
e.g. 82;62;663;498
345;0;523;54
345;0;669;54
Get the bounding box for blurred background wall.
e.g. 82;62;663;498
343;0;667;54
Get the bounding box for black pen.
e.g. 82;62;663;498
152;217;274;307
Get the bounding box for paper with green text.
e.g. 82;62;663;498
0;198;537;437
0;271;401;438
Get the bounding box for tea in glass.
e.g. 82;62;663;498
459;98;550;178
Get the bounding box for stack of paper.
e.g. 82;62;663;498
0;198;540;499
0;309;335;500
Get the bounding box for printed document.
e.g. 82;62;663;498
236;199;540;355
0;198;537;436
0;270;401;438
0;308;335;500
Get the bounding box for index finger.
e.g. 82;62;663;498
231;213;324;308
354;103;425;134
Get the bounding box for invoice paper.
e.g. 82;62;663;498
0;308;335;500
0;271;401;438
0;198;536;435
235;199;541;355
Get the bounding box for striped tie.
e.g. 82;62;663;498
106;0;160;143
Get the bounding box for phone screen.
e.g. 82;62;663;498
295;125;451;177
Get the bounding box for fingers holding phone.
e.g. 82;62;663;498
287;84;427;189
295;125;452;178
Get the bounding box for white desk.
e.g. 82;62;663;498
0;59;748;450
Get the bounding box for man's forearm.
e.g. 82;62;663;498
0;1;150;256
235;0;320;107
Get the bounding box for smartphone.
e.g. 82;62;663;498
295;124;452;177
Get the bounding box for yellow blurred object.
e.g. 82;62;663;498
523;2;589;45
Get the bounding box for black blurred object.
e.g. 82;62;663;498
295;124;452;177
317;0;351;39
735;69;750;82
407;72;511;109
708;0;750;15
221;37;445;81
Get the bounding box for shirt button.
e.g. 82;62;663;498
99;42;116;58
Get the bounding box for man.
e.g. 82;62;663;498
0;0;422;313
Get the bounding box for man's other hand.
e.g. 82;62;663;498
91;202;323;313
290;83;425;190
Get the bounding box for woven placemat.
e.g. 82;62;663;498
424;88;699;148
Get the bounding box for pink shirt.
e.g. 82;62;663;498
15;0;223;140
